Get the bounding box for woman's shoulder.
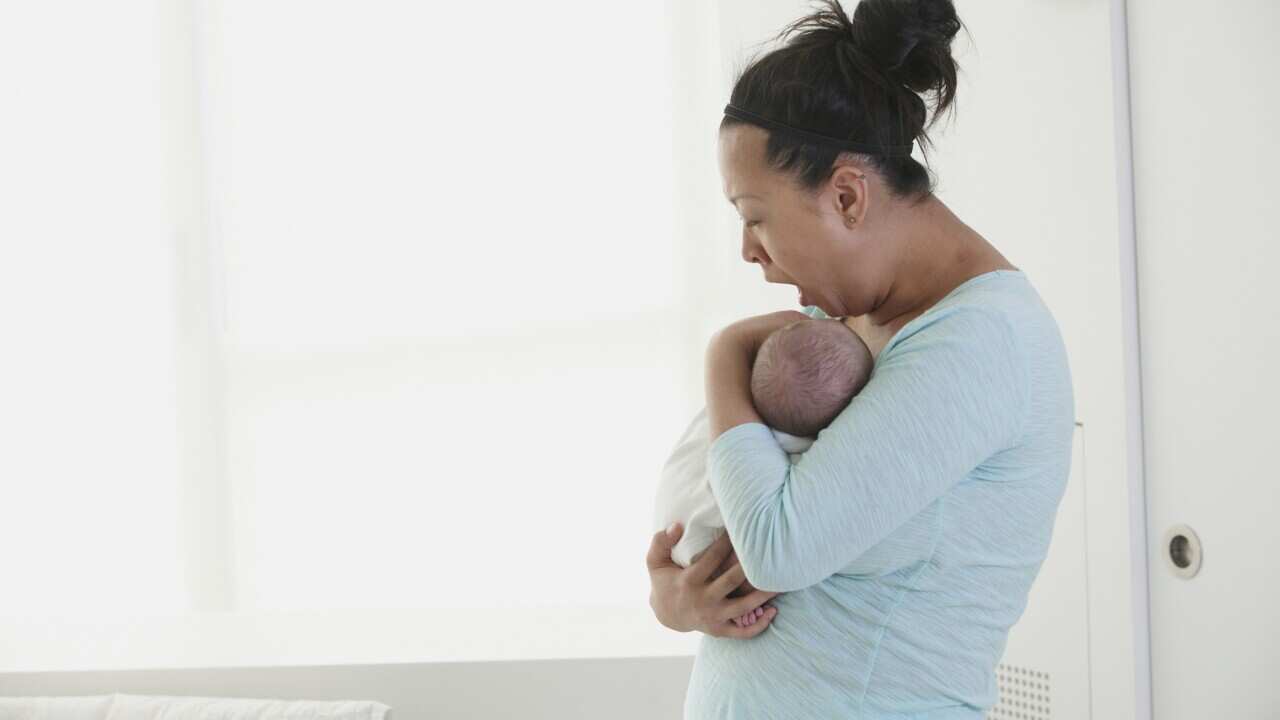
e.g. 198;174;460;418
803;268;1033;323
886;270;1044;354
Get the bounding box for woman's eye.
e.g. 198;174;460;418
745;220;761;228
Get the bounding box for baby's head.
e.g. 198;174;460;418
750;318;874;438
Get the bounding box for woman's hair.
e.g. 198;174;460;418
721;0;965;204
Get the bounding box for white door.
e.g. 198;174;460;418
1128;2;1280;718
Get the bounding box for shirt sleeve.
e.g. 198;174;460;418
706;304;1031;592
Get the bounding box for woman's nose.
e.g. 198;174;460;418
741;233;770;266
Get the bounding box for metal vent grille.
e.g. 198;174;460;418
985;663;1052;719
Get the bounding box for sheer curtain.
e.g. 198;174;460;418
1;0;804;663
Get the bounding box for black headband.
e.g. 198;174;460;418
722;103;914;157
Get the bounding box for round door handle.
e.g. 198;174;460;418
1162;523;1203;579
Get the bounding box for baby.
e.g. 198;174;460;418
653;315;874;628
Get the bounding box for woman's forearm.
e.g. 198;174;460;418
704;328;764;442
705;311;808;441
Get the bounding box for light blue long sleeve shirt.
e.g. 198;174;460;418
684;269;1075;719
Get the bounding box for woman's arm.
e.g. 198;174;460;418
704;310;809;440
643;311;807;636
705;305;1031;594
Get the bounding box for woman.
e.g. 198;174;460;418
645;0;1075;717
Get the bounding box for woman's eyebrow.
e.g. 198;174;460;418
729;193;762;207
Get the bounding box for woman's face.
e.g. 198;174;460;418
717;123;882;318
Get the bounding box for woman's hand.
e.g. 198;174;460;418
646;523;780;638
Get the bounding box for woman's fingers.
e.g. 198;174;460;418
711;558;747;596
647;523;782;638
719;588;781;623
713;547;738;579
709;550;764;600
705;557;782;625
646;523;683;572
687;529;734;584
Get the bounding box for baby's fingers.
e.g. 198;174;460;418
716;605;778;639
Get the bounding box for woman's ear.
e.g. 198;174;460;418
829;164;869;226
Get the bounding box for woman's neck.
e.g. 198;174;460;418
862;194;1014;331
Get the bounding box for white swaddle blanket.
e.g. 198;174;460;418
653;406;814;568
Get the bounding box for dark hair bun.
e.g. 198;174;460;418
728;0;967;200
851;0;961;103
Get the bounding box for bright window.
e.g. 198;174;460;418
0;0;753;669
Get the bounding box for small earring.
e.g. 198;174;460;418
845;216;857;226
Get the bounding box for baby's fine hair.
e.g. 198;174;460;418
750;319;874;438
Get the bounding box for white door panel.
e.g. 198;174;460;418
1128;2;1280;717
